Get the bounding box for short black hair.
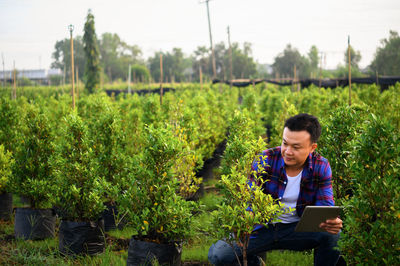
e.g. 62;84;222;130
284;113;321;143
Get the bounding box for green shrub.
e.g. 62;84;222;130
50;112;108;221
211;110;289;265
0;145;13;193
318;104;368;204
118;124;195;243
10;105;56;208
339;114;400;265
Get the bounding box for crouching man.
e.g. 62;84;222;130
208;113;342;266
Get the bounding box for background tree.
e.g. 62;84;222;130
335;45;363;78
192;46;212;82
308;45;319;78
345;45;362;70
272;44;311;79
148;48;190;83
51;37;85;83
83;10;101;93
370;30;400;76
130;64;150;83
99;32;143;82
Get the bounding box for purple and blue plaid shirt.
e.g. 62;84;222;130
251;146;334;221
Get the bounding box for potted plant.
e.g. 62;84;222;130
0;145;13;221
0;97;21;221
211;111;290;266
50;112;109;256
78;94;130;231
119;124;196;265
10;105;57;240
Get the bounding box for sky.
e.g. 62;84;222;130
0;0;399;71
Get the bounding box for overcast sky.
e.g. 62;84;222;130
0;0;399;71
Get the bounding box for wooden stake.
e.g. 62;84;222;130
76;66;79;99
159;54;163;105
128;64;131;94
348;35;351;106
227;26;233;88
12;61;16;100
69;25;75;110
199;66;203;90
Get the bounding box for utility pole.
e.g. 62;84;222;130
348;35;352;106
69;24;75;110
201;0;217;80
227;26;233;88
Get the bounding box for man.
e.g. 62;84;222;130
208;113;342;266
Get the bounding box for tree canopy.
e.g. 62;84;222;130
83;10;101;93
370;30;400;76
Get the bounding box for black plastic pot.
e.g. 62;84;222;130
0;193;13;221
14;208;56;240
127;238;181;266
59;219;105;256
102;202;126;232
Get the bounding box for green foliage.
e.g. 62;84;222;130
99;32;143;82
78;94;129;203
50;112;107;221
339;115;400;265
370;30;400;76
318;105;368;204
10;105;56;209
269;98;298;147
0;97;21;153
83;9;101;93
272;44;311;79
0;145;13;193
130;64;150;82
51;36;85;83
118;124;196;243
212;110;289;264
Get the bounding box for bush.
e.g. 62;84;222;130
50;112;108;221
339;114;400;265
10;105;56;208
0;145;13;194
318;104;368;204
118;124;195;243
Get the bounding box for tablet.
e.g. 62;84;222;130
295;206;342;232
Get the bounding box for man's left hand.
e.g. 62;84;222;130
319;217;342;235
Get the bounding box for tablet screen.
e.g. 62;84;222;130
294;206;342;232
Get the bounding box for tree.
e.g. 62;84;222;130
370;30;400;76
99;32;143;82
83;10;101;93
148;48;190;83
308;45;319;78
344;45;362;70
191;42;257;81
51;37;85;83
272;44;311;79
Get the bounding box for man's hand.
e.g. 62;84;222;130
319;217;342;234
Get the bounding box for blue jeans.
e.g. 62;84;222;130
208;222;340;266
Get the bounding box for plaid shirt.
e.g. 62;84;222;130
251;146;334;219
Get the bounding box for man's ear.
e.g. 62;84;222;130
311;143;317;153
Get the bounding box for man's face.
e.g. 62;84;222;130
281;127;317;170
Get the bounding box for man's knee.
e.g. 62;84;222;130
208;240;238;265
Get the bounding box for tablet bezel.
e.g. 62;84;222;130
294;206;342;232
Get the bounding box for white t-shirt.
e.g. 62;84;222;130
277;171;302;223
